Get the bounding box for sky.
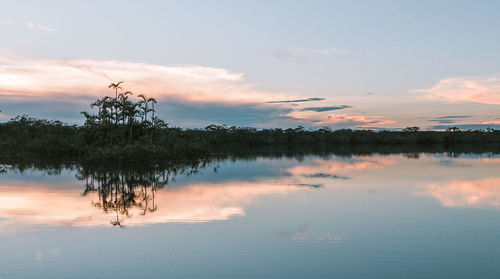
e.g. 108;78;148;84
0;0;499;130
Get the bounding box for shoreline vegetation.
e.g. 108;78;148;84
1;82;499;162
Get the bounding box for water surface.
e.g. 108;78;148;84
1;153;500;278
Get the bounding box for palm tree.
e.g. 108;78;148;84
108;82;124;125
147;97;157;124
91;98;104;124
108;81;124;99
119;90;133;103
99;96;112;125
123;101;139;124
118;91;133;125
137;94;148;123
80;111;96;126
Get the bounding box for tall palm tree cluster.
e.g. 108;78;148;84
82;81;160;126
81;82;166;145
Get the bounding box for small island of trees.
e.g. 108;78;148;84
1;81;499;162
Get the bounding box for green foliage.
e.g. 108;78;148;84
0;115;81;157
402;126;420;132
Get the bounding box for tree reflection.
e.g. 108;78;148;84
75;160;211;227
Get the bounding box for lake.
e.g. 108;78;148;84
1;152;500;278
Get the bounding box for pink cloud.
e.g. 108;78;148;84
315;114;395;126
285;110;395;127
481;120;500;125
287;156;397;176
415;76;500;104
0;52;290;104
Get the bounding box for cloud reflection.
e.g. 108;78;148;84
0;181;299;230
0;155;394;230
421;178;500;208
287;156;397;176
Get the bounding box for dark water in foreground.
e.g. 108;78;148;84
1;153;500;278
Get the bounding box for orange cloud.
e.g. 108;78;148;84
415;76;500;104
0;51;290;104
420;177;500;208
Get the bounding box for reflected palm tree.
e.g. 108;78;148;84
76;159;211;226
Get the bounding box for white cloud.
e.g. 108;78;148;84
26;21;55;32
268;47;345;60
3;20;55;32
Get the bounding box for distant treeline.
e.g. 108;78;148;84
1;115;500;161
1;82;499;161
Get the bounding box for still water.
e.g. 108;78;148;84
1;153;500;278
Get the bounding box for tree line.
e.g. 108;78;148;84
1;81;500;161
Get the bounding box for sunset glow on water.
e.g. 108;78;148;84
1;153;500;278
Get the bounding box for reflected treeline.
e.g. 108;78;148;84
2;144;500;173
2;147;500;226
